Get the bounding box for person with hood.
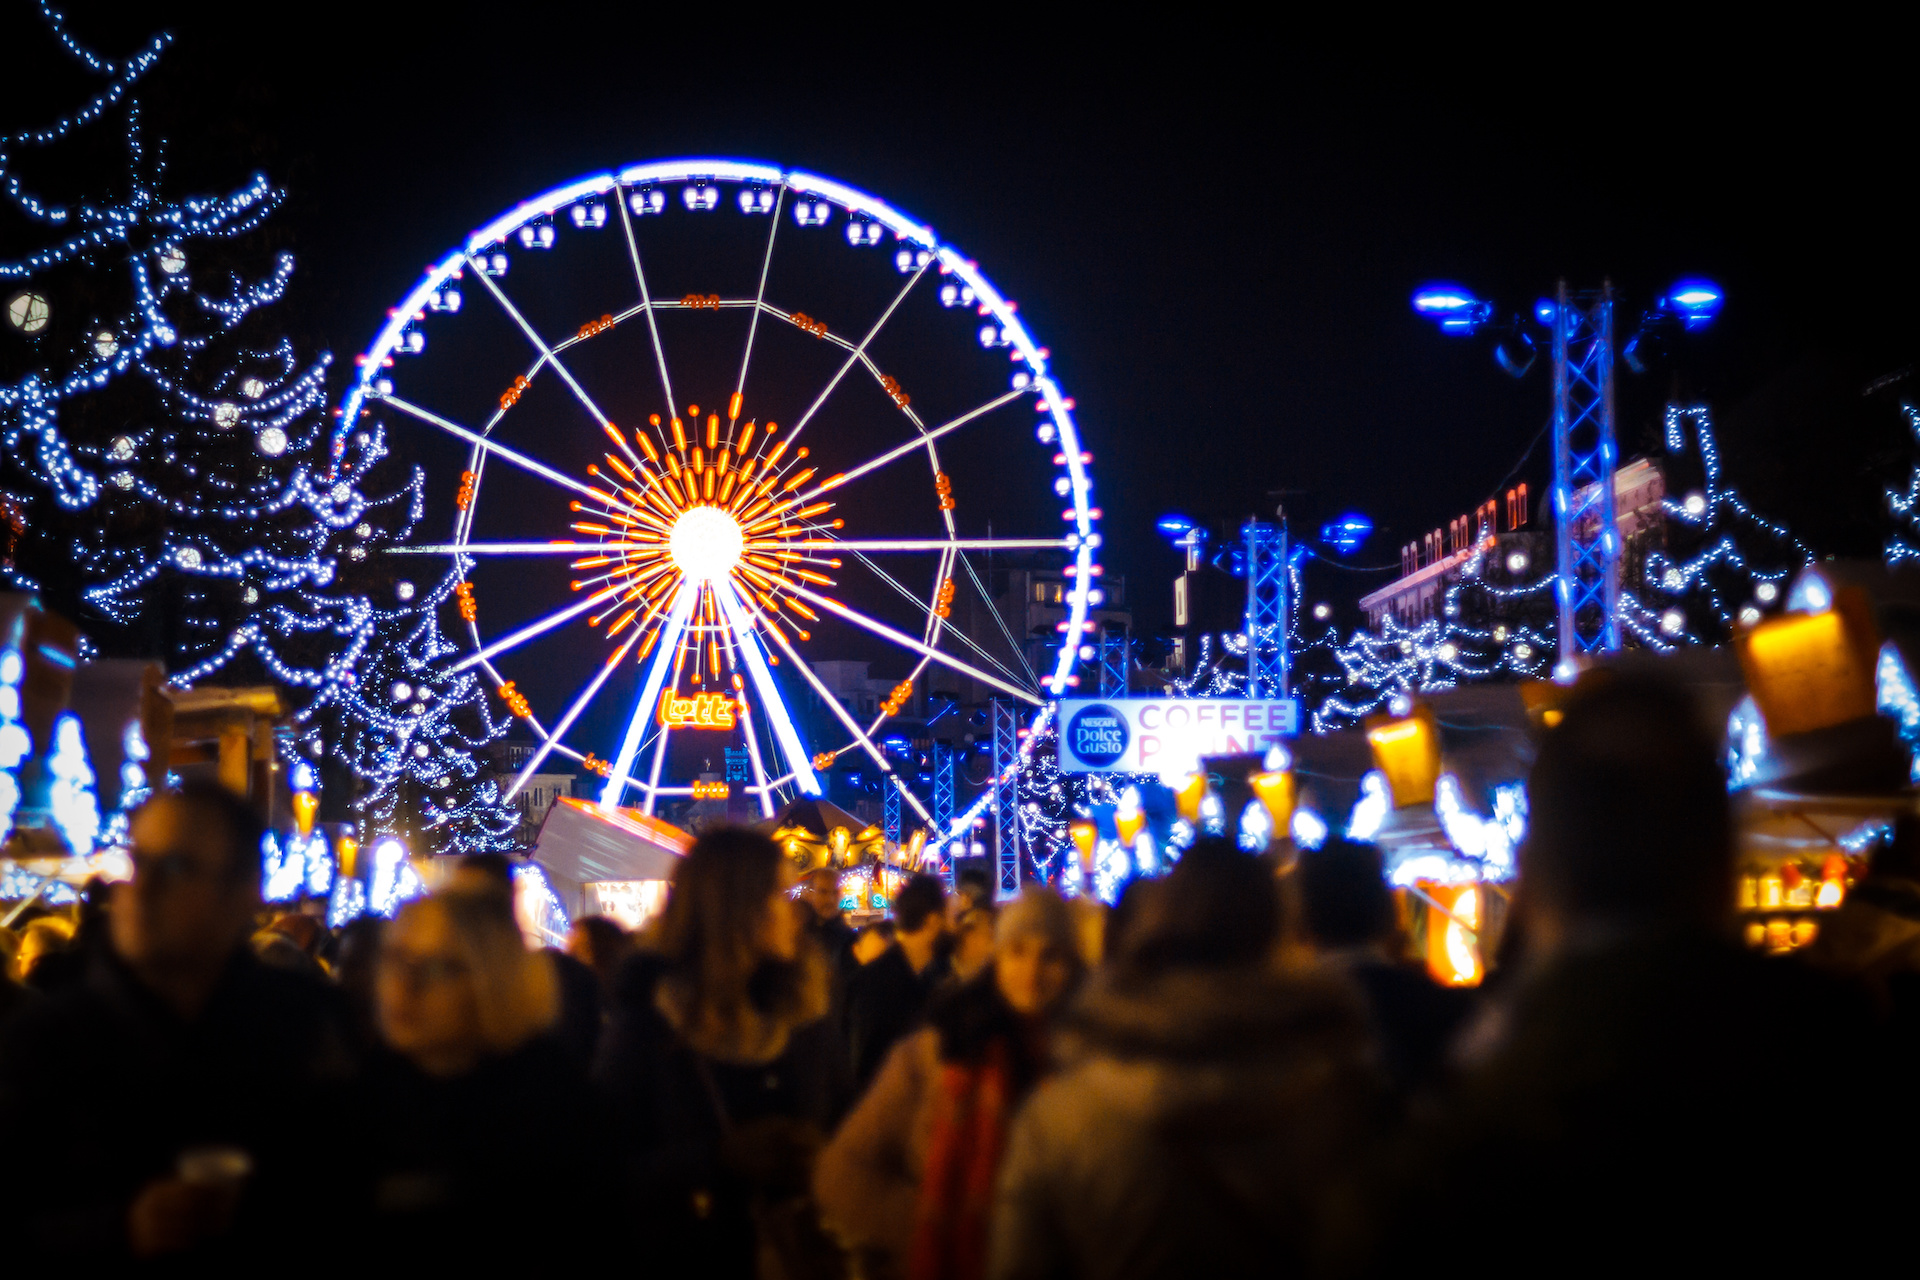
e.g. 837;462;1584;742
988;842;1382;1280
595;826;846;1280
815;888;1081;1280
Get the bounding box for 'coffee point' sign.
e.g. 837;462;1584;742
1057;698;1300;776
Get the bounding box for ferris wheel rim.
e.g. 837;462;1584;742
338;158;1103;843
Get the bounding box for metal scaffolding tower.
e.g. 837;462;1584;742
1550;280;1621;663
1243;521;1289;698
1097;629;1129;697
990;698;1022;901
932;741;955;887
883;776;901;847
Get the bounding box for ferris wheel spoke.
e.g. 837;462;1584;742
733;699;777;818
464;257;639;467
613;182;677;418
799;388;1028;501
501;631;641;801
786;537;1067;552
600;581;697;810
954;549;1041;685
389;541;650;556
759;622;935;826
379;394;606;505
786;258;933;448
731;186;786;434
777;578;1042;705
848;549;1031;689
449;584;621;675
713;580;823;796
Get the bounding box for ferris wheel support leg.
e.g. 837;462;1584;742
600;583;696;812
714;582;821;797
641;719;673;817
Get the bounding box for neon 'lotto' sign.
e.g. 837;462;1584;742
1056;697;1299;775
657;691;738;729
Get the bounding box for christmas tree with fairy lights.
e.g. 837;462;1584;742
1;6;515;852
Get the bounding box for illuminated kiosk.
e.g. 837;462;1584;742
341;159;1101;871
531;796;690;930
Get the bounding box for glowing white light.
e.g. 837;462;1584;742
212;402;240;428
392;682;412;701
669;506;745;582
176;548;202;569
1347;771;1389;841
110;472;134;489
1661;607;1685;635
1238;799;1272;850
1291;808;1328;849
108;435;135;460
1663;567;1684;590
6;291;50;333
48;714;101;855
1514;642;1533;661
1437;642;1458;661
1790;575;1832;612
1756;581;1779;604
354;522;372;538
1739;605;1761;626
241;377;265;399
1264;743;1291;771
158;246;186;274
1506;550;1528;573
1313;603;1331;620
395;581;415;601
1683;491;1707;517
93;330;118;357
256;427;287;456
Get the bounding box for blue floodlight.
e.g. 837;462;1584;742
1534;298;1556;326
1665;277;1723;330
1412;282;1493;334
1156;514;1199;541
1320;513;1373;554
1494;331;1536;378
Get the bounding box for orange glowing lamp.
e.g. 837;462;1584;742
1365;705;1441;808
1174;773;1208;823
1069;820;1098;876
904;827;928;868
1734;587;1880;737
337;836;359;880
291;790;318;836
1423;883;1482;987
1250;770;1295;830
1115;805;1146;847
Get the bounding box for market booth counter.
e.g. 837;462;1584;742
531;796;691;932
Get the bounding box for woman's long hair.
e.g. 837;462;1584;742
646;826;827;1063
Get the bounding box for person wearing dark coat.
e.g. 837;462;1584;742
989;843;1386;1280
596;827;847;1280
1367;674;1897;1276
349;889;618;1262
1295;837;1476;1095
0;783;355;1263
847;873;949;1091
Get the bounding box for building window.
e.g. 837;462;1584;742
1034;582;1046;602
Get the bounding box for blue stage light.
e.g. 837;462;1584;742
1534;298;1556;326
1665;278;1723;330
1320;513;1373;554
1411;282;1479;315
1156;514;1198;540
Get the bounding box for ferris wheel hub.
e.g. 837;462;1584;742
669;505;745;583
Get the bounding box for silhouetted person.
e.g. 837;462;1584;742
1296;837;1475;1095
567;913;636;996
350;890;617;1263
451;851;603;1063
818;888;1081;1280
595;827;845;1280
0;781;354;1262
1373;674;1886;1275
1807;813;1920;1029
847;873;949;1091
990;842;1382;1280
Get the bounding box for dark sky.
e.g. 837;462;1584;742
9;7;1916;649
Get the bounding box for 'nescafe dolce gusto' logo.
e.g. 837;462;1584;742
1067;703;1130;767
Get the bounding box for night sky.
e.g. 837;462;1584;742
8;9;1915;688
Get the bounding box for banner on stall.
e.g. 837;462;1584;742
1056;697;1300;775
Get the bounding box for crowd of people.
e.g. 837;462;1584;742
0;671;1914;1273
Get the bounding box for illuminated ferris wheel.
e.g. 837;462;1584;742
338;159;1102;852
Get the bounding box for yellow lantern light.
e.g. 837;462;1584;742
1174;773;1208;823
291;790;318;836
1365;705;1441;808
1249;770;1295;830
1734;587;1880;737
1115;803;1146;847
828;825;851;865
1069;820;1098;876
904;827;928;868
1424;883;1482;986
337;835;359;880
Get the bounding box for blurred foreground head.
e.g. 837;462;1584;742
1296;837;1394;950
115;781;264;977
993;887;1081;1015
1526;673;1730;933
1121;839;1280;972
378;891;557;1077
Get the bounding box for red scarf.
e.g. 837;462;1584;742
906;1037;1015;1280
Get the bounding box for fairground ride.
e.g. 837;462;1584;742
337;160;1102;868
